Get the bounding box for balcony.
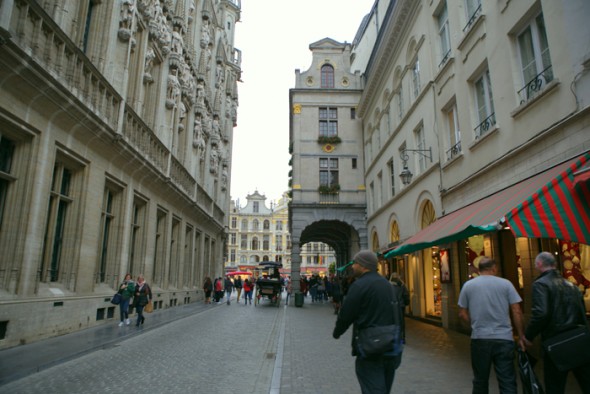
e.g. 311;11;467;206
474;113;496;140
446;141;462;161
517;66;554;105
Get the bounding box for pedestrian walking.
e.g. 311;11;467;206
458;257;525;394
133;274;152;327
214;277;223;303
333;250;404;394
224;275;234;305
117;273;135;326
203;277;213;304
234;276;243;303
520;251;590;393
331;276;342;315
286;278;293;305
389;273;409;343
243;278;253;305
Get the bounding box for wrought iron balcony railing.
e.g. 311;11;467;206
517;65;554;105
446;141;462;161
474;113;496;139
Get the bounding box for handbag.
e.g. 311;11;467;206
356;324;399;358
144;301;153;313
542;325;590;371
110;293;122;305
517;349;544;394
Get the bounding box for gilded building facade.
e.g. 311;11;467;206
0;0;241;348
227;191;292;271
353;0;590;330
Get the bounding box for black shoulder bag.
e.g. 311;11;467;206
356;284;404;358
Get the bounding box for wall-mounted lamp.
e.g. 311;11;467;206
399;147;433;185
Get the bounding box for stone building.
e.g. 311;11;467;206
288;38;368;292
0;0;241;348
351;0;590;330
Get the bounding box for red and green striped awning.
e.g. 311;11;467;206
384;152;590;259
505;151;590;244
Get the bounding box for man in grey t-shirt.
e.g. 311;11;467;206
458;257;525;394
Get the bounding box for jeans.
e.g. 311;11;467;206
355;354;402;394
543;353;590;393
470;339;517;394
236;288;242;301
225;289;232;303
244;290;252;303
119;297;130;322
135;304;144;326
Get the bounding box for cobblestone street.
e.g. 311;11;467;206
0;293;583;393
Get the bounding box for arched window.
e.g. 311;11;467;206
263;220;270;230
253;219;259;231
390;220;400;243
321;64;334;88
421;200;436;229
251;236;259;250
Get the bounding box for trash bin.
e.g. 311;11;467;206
295;292;304;307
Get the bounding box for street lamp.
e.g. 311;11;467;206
399;147;433;185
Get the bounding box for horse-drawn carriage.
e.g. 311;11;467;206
254;262;283;307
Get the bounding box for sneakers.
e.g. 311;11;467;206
118;322;124;327
125;318;131;326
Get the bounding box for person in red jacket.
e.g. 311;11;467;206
243;278;254;305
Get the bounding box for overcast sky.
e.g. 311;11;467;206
230;0;375;207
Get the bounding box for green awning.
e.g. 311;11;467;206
384;153;588;259
336;261;354;272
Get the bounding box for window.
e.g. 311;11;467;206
251;237;259;250
97;182;124;285
474;69;496;138
184;225;194;287
517;13;553;104
397;88;404;120
252;219;259;231
321;64;334;88
319;108;338;138
153;209;167;286
388;159;396;197
319;158;339;187
263;220;270;230
42;161;76;283
263;235;270;250
231;217;237;228
414;125;427;172
82;0;97;53
464;0;482;32
438;3;451;67
0;136;15;231
129;195;147;276
241;219;248;231
240;234;247;249
445;104;461;160
230;233;236;245
276;235;283;251
276;221;283;231
411;60;421;99
351;108;356;119
352;158;357;169
253;201;259;213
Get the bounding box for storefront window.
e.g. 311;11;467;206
465;234;492;279
560;241;590;313
431;248;442;316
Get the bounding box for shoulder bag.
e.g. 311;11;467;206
542;325;590;371
355;284;404;358
144;300;154;313
111;293;122;305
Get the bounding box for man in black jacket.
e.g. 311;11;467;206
520;251;590;393
333;250;403;393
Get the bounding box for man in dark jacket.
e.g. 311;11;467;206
333;250;403;393
520;251;590;393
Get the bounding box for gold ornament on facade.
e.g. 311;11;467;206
322;144;335;153
293;104;301;114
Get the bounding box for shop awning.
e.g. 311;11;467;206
384;152;590;258
505;151;590;244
